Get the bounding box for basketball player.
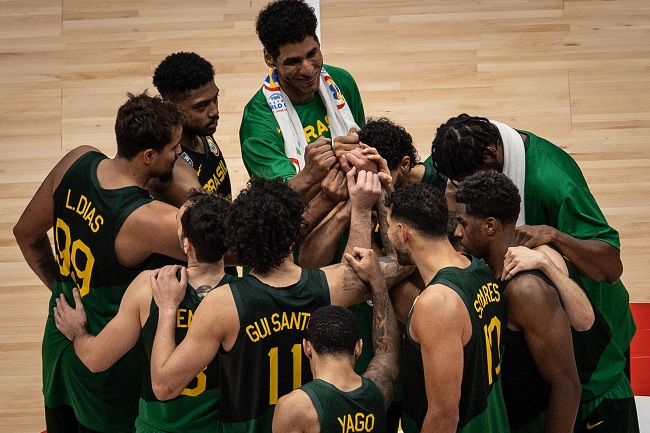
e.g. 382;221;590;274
13;92;188;433
53;190;234;433
150;173;412;433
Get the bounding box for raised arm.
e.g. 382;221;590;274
324;257;414;309
286;137;336;197
52;272;149;372
115;200;187;267
302;165;348;235
344;166;381;256
505;275;581;433
146;157;202;208
345;248;400;407
502;245;595;331
13;146;98;290
298;201;351;269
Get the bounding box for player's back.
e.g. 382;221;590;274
218;268;331;433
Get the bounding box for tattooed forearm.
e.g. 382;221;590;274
375;201;395;256
342;263;371;300
34;234;58;291
364;277;400;406
379;257;415;289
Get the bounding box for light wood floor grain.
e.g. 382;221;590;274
1;0;648;431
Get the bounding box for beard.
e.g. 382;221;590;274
157;168;174;183
394;246;414;266
184;122;215;138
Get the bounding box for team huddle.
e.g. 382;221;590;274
13;1;639;433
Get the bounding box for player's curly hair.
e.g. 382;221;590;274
432;113;502;181
384;183;448;239
229;177;307;273
358;117;419;171
115;91;184;159
307;305;359;357
153;52;215;102
455;170;520;224
181;189;231;263
256;0;319;59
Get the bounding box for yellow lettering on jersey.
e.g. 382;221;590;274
247;312;311;342
474;282;501;319
202;160;228;193
304;125;317;142
204;178;216;192
246;317;271;342
316;119;329;136
177;308;193;328
65;189;75;210
64;190;104;233
338;413;375;433
216;160;227;181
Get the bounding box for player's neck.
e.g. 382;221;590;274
186;259;226;292
312;356;362;392
413;238;470;285
249;256;302;287
181;133;203;153
485;231;517;279
97;156;151;189
405;164;425;185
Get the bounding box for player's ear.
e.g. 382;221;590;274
303;339;313;360
263;49;275;68
485;217;497;236
399;156;411;173
482;145;499;165
142;148;156;165
354;339;363;359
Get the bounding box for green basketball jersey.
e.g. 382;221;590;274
420;156;447;192
519;130;635;354
501;265;634;433
180;135;232;200
136;274;238;433
402;257;510;433
45;151;157;432
217;269;331;433
301;377;388;433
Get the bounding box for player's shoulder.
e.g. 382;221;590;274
274;388;318;432
419;282;465;310
53;145;102;179
507;270;558;304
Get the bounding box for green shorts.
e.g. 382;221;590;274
575;375;639;433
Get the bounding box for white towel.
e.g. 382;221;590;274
490;120;526;226
263;67;359;173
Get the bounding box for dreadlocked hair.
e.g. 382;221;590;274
431;114;501;181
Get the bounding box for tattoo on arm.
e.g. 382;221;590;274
380;258;414;290
342;264;371;302
364;282;400;407
34;234;58;291
376;204;395;256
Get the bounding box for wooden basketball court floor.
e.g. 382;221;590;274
0;0;649;431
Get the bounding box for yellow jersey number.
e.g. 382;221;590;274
54;218;95;297
268;343;302;405
483;316;502;385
